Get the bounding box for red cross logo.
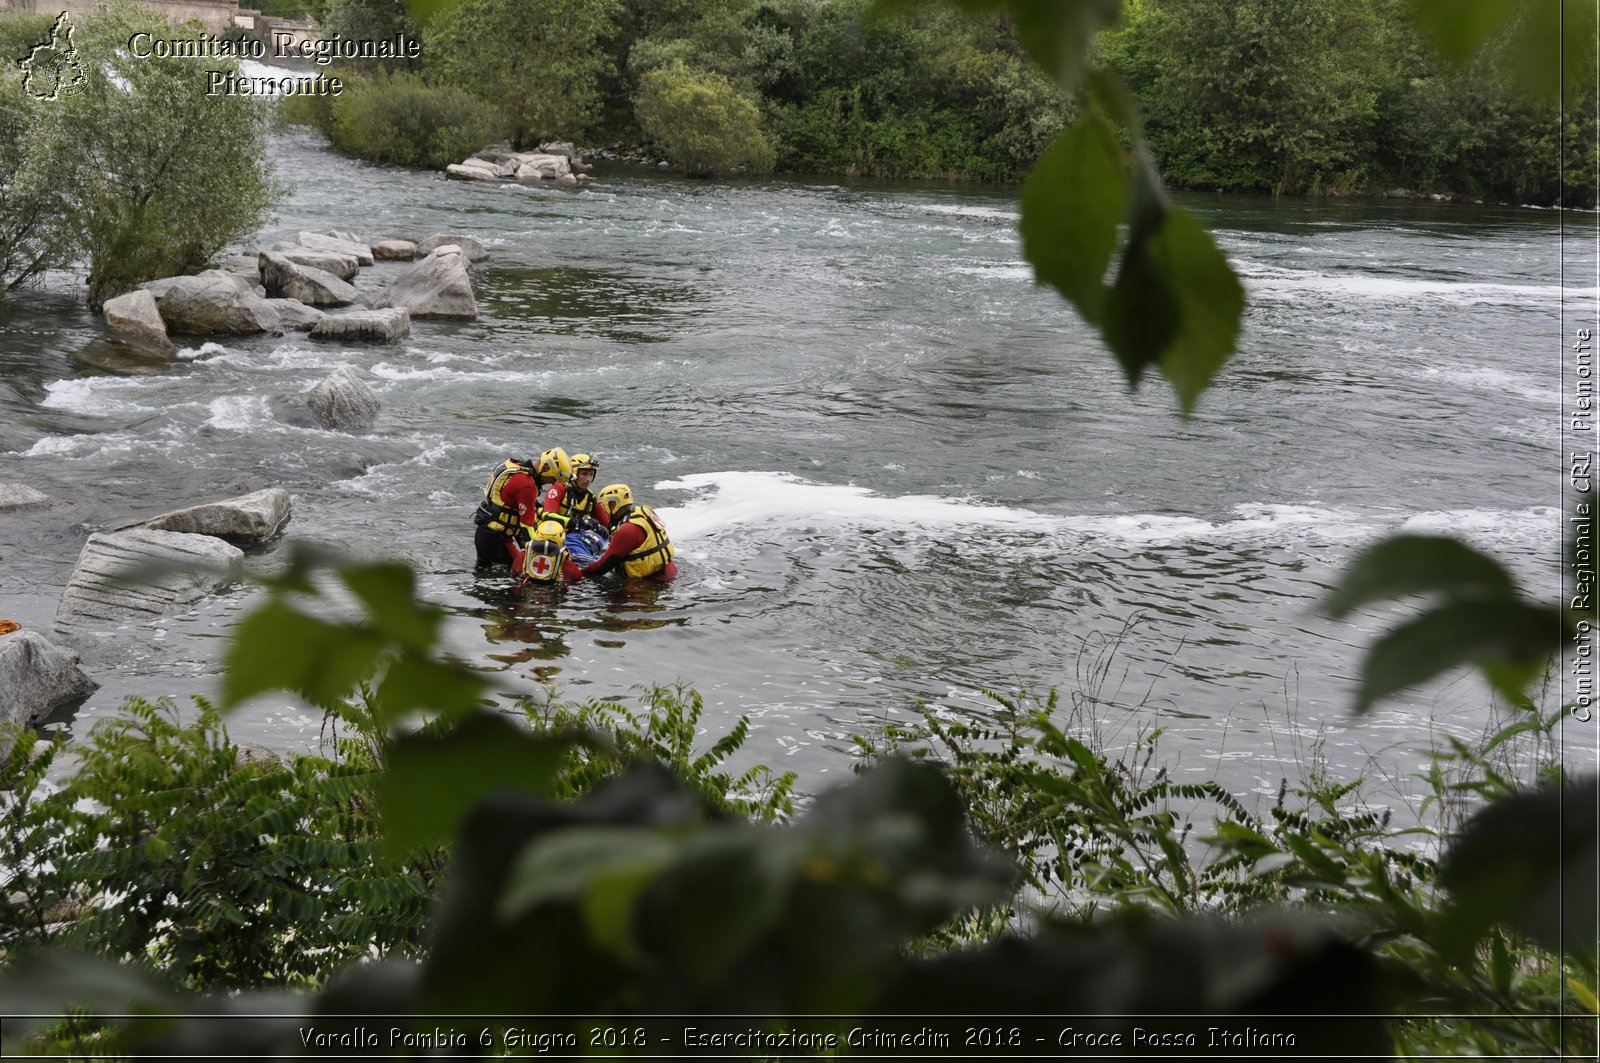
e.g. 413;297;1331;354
528;554;554;579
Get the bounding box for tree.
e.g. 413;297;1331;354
0;14;77;293
423;0;620;148
17;3;282;308
634;61;775;176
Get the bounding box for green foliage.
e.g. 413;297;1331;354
1323;534;1569;713
3;698;433;990
321;69;502;170
16;3;283;308
319;0;420;68
634;62;775;176
0;14;74;293
423;0;620;148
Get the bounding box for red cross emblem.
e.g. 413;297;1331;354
528;554;554;579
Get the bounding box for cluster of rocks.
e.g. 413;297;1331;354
447;141;594;185
0;487;292;742
100;229;490;357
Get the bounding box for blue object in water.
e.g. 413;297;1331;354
566;528;607;566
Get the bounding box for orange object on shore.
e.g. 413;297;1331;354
0;620;20;636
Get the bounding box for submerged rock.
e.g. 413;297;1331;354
0;484;55;514
135;488;292;544
0;628;98;735
54;528;244;633
306;365;382;431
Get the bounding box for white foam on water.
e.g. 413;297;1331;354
1237;263;1581;308
369;362;559;385
175;341;228;362
653;472;1554;557
203;394;274;431
39;377;156;415
915;203;1020;222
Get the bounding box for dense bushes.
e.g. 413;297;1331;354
325;70;500;170
634;63;774;176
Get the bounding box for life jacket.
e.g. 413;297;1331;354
542;481;599;529
519;538;568;584
619;504;674;578
474;459;534;535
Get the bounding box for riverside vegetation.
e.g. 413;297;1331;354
0;0;1594;1056
271;0;1596;205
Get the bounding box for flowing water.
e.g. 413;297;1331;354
1;128;1589;808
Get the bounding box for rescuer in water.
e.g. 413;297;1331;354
581;483;677;582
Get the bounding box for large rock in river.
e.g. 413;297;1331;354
415;233;487;262
259;251;358;307
370;245;477;319
268;298;325;332
103;289;176;356
0;628;98;735
297;231;374;266
306;365;381;431
54;528;243;633
309;307;410;344
147;274;282;335
135;488;292;544
269;245;360;280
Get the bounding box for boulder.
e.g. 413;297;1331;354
0;484;55;514
54;528;244;632
514;153;571;180
557;173;578;185
306;365;381;431
259;251;358;307
147;274;282;335
102;289;176;356
371;240;416;261
447;160;501;182
0;629;98;734
309;307;411;344
218;253;262;278
325;229;365;244
370;246;477;319
415;233;487;262
135;488;292;544
538;141;580;160
267;298;325;332
296;231;374;266
268;244;360;280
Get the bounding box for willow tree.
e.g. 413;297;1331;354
424;0;620;148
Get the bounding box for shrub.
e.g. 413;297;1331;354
324;70;501;169
634;62;774;176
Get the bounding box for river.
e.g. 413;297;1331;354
0;128;1588;811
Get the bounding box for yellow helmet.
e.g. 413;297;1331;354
596;483;633;520
536;447;572;481
533;519;566;543
570;452;598;472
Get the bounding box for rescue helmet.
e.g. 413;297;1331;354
536;447;572;482
533;519;566;543
570;453;598;472
596;483;634;520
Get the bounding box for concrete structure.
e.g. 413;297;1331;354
0;0;319;48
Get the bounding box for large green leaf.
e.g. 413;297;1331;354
1104;205;1244;413
1019;113;1125;325
220;599;383;710
1408;0;1519;65
377;713;573;855
1353;599;1561;714
1324;535;1522;618
1438;778;1599;961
